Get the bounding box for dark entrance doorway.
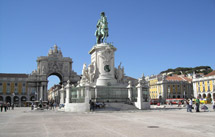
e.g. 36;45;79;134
21;96;27;107
6;96;11;104
14;96;19;106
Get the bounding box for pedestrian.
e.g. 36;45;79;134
89;100;95;111
195;97;200;112
186;99;189;112
4;102;7;112
50;102;54;110
0;103;3;112
31;102;34;110
178;101;182;107
189;98;193;112
7;102;10;110
11;103;14;110
53;102;56;109
212;98;215;111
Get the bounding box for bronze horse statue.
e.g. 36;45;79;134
95;12;109;44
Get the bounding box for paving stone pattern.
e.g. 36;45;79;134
0;105;215;137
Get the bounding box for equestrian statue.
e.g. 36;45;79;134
95;12;109;44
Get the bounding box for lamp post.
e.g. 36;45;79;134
184;90;185;99
168;87;170;99
11;93;15;104
34;91;37;101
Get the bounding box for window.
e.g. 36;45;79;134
0;86;2;93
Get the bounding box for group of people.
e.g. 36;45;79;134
30;101;57;110
89;100;106;112
0;102;14;112
186;98;215;112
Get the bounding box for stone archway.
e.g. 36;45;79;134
6;96;11;104
0;96;3;102
203;94;206;98
14;96;19;105
21;96;27;107
27;45;80;101
198;94;202;98
30;96;35;101
207;93;212;103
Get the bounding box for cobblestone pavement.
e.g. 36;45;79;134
0;105;214;137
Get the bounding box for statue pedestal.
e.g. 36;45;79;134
96;73;117;86
89;43;117;86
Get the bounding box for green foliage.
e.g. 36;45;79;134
160;66;213;76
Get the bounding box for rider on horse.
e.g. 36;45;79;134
95;12;109;44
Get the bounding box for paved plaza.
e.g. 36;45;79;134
0;105;215;137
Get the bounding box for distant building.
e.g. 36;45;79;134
48;84;61;104
0;73;31;106
147;74;193;103
193;70;215;102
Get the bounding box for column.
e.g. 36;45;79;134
40;85;43;101
136;79;143;109
85;83;91;101
36;83;39;101
43;83;48;101
60;85;65;104
81;87;84;97
77;89;80;99
76;82;80;99
65;80;71;104
84;83;90;111
127;81;133;101
95;87;97;100
18;96;22;107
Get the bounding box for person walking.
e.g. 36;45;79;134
11;103;14;110
53;102;56;110
212;98;215;111
50;102;53;110
189;98;193;112
195;97;200;112
0;103;3;112
31;102;34;110
89;100;95;112
4;102;7;112
7;102;10;110
186;99;189;112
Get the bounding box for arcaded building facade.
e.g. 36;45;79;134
0;73;35;106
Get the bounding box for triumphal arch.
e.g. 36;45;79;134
27;45;80;101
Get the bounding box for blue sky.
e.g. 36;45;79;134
0;0;215;88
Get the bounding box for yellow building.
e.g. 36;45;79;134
148;75;159;99
0;73;29;106
193;70;215;102
147;75;193;103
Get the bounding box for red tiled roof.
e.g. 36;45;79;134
205;70;215;77
166;75;192;82
0;73;28;78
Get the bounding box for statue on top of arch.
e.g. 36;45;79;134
48;44;62;58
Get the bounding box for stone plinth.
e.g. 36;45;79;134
89;43;117;86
